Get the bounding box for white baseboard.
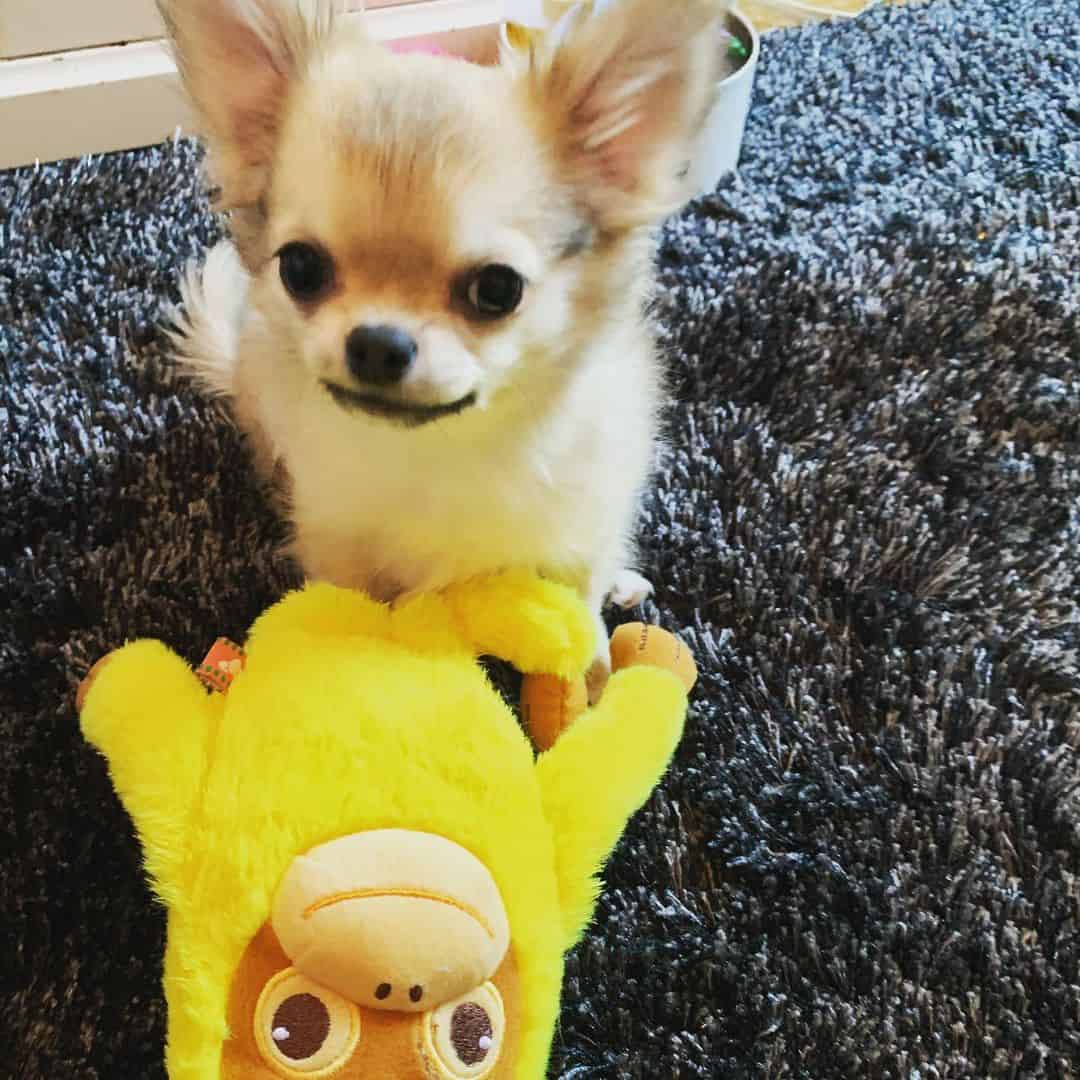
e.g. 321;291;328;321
0;1;502;170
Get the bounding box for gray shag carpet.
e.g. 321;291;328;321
3;0;1080;1075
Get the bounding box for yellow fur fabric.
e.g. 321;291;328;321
79;572;689;1079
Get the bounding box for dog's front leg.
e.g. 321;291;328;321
576;566;655;705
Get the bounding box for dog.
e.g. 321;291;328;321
161;0;722;698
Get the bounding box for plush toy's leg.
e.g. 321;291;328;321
442;570;596;679
534;665;690;948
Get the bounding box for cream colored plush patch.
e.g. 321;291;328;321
272;830;510;1013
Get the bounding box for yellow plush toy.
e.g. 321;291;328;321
78;571;695;1080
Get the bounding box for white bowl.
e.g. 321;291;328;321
685;7;761;198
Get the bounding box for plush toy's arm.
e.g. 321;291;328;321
535;667;688;949
79;640;216;898
441;571;596;678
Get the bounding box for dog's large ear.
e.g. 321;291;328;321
159;0;337;209
521;0;723;229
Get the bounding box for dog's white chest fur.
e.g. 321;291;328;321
251;324;655;602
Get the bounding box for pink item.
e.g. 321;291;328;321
388;39;448;57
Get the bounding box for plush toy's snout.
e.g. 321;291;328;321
272;830;511;1013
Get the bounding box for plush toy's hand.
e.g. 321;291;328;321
80;639;217;893
76;652;114;713
443;571;596;679
522;624;696;752
610;623;697;691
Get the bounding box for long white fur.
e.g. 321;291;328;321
159;0;721;699
168;243;249;398
172;240;655;617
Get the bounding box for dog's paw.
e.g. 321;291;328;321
608;570;654;610
585;650;611;706
585;609;612;705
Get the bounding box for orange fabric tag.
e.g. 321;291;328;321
196;638;246;694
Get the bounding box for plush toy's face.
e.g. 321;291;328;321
222;830;522;1078
224;925;521;1078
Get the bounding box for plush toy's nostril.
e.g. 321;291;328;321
410;986;424;1003
375;983;392;1001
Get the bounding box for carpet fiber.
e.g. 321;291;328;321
2;0;1079;1075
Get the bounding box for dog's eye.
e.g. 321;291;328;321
278;242;334;301
464;265;524;318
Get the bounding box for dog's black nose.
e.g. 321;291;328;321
345;325;417;385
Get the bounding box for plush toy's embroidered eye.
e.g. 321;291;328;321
422;982;505;1078
462;264;524;319
278;242;335;302
255;968;360;1077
